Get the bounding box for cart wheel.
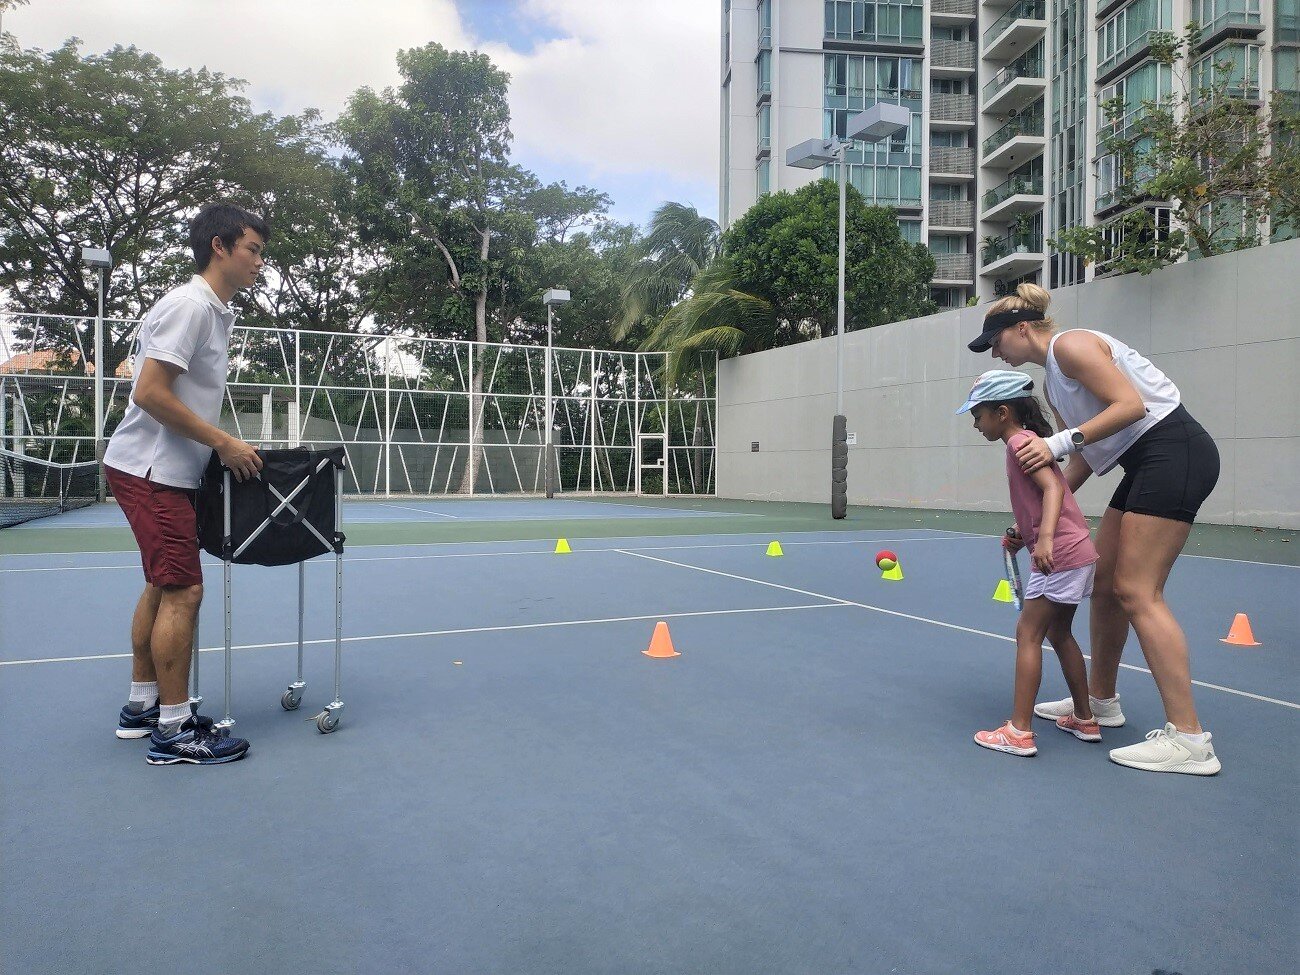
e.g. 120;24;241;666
280;689;302;711
317;711;339;734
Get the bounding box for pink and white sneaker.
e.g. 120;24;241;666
974;721;1037;757
1056;713;1102;742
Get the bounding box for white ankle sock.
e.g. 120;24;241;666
158;702;192;729
1178;730;1210;745
129;682;159;707
1091;694;1118;705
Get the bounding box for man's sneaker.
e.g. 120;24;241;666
1035;693;1125;728
1056;713;1103;742
117;701;213;740
116;700;161;739
974;721;1037;757
1109;723;1221;776
145;718;249;766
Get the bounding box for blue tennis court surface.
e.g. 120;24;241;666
1;504;1296;973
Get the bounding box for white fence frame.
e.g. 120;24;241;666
0;314;717;498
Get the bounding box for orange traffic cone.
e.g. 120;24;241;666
642;620;681;658
1220;613;1261;646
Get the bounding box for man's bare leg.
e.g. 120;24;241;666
153;584;203;706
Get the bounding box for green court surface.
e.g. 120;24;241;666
2;495;1295;562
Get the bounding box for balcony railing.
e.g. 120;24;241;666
1278;13;1300;43
933;254;975;281
983;173;1044;209
982;58;1045;103
930;147;975;175
932;39;977;71
982;0;1046;50
982;230;1043;263
1195;1;1263;46
932;0;976;15
930;93;975;124
929;201;975;227
982;105;1045;154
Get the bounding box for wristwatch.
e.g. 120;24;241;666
1069;428;1086;450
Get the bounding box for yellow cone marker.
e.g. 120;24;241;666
881;563;904;581
993;579;1014;603
554;538;572;554
766;540;783;557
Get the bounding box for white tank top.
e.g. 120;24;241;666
1044;329;1180;475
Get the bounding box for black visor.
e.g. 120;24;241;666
968;307;1046;352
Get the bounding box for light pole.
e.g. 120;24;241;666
785;101;911;519
540;288;570;499
79;245;113;502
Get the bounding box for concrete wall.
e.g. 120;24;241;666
717;238;1300;528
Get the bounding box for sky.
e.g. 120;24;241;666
5;0;721;231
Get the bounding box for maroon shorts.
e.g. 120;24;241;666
106;466;203;588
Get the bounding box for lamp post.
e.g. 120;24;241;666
79;245;113;502
785;101;911;519
540;288;570;499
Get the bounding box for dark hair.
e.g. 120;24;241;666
977;396;1054;438
189;203;270;271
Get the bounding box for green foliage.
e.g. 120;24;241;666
722;179;937;337
0;39;355;373
1051;25;1300;274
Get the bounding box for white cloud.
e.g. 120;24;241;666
5;0;719;219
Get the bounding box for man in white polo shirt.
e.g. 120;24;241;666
105;203;266;766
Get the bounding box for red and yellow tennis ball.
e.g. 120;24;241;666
875;550;898;571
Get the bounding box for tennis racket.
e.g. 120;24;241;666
1003;529;1024;611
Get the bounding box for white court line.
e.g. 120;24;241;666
0;534;989;573
0;602;849;668
615;549;1300;713
373;502;459;520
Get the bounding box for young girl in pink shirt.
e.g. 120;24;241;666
956;370;1101;757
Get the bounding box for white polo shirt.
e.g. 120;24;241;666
104;275;236;489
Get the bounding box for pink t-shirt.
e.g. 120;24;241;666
1005;430;1098;571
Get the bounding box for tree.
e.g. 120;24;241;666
614;202;721;349
1052;26;1300;273
339;43;613;490
0;40;342;374
723;179;937;338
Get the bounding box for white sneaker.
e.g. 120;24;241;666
1034;694;1126;728
1108;724;1221;776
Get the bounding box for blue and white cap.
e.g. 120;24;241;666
955;370;1035;414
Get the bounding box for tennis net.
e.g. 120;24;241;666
0;447;100;528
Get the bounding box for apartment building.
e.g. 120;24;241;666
719;0;1299;307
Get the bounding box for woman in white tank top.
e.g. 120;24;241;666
967;283;1222;776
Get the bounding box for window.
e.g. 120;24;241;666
897;220;922;243
929;130;969;147
758;104;771;152
757;49;772;97
1098;60;1172;135
929;234;968;255
1096;0;1174;76
929;184;967;201
1191;0;1261;35
757;159;771;196
758;0;771;47
1192;43;1261;101
824;1;924;45
1273;48;1299;93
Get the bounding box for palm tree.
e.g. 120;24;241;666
613;202;721;345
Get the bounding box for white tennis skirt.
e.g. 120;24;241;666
1024;562;1096;605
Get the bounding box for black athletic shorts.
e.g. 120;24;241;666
1108;404;1220;524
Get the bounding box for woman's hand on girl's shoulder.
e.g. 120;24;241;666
1015;434;1054;474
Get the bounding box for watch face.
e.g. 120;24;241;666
1071;431;1085;445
